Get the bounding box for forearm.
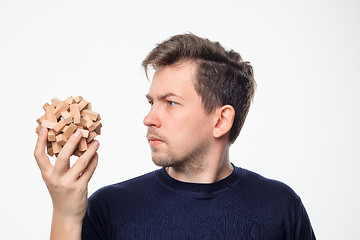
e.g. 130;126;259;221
50;212;83;240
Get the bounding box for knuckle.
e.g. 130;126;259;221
45;178;57;189
34;149;40;158
41;175;48;184
69;134;81;143
56;154;70;164
44;172;60;187
55;153;64;161
79;158;88;169
46;174;58;187
48;178;69;191
76;183;88;194
41;171;50;181
43;170;81;194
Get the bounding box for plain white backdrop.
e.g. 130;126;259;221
0;0;359;239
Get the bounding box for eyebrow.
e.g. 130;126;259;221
145;93;184;101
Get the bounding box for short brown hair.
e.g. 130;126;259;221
142;33;256;143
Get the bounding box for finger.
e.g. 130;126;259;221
69;140;100;180
54;130;82;174
34;127;51;172
78;152;98;185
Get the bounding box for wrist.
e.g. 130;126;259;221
50;211;83;240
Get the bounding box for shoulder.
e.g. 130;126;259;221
241;168;296;191
235;167;315;238
88;169;160;205
238;167;301;207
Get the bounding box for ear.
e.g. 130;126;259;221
213;105;235;139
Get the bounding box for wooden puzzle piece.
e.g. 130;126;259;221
70;104;81;124
36;96;102;157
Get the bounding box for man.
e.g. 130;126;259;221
34;33;315;239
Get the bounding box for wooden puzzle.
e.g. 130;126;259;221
36;96;102;157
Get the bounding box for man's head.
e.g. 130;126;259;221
143;61;215;168
142;33;256;144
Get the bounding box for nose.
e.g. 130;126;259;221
143;106;161;128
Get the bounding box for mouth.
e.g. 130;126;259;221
147;136;164;147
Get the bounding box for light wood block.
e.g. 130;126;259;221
56;134;67;146
70;104;81;124
78;99;88;111
35;125;41;134
73;149;83;157
54;102;70;119
63;123;77;139
94;121;102;135
62;125;68;133
78;129;89;138
78;138;87;151
51;98;63;108
87;131;97;143
84;116;95;131
74;96;83;103
61;111;73;124
52;141;62;154
65;96;75;104
37;115;46;125
53;118;66;134
41;120;57;129
77;117;87;128
43;103;50;110
81;109;99;121
44;105;57;122
47;146;54;157
48;130;56;142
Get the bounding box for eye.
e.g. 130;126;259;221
148;100;153;106
168;101;178;107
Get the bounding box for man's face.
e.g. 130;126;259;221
144;61;215;168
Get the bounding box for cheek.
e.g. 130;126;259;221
188;108;213;131
170;113;212;142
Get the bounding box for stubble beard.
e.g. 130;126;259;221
151;141;209;172
147;128;210;171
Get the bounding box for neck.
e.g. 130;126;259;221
166;145;233;184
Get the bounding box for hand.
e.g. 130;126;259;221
34;127;99;239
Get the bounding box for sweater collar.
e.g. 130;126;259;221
155;164;243;195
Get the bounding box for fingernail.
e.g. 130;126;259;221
39;127;46;135
74;130;82;137
92;140;99;147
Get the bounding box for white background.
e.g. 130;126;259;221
1;0;359;239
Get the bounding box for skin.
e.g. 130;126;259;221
34;128;99;240
144;61;235;183
34;60;235;239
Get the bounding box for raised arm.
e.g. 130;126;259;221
34;127;99;240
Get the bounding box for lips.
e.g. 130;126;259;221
147;135;164;147
148;136;161;141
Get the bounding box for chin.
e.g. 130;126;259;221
151;152;178;168
152;156;172;168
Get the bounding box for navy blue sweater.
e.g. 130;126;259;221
82;166;315;239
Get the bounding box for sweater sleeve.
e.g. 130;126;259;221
81;190;109;240
294;200;316;240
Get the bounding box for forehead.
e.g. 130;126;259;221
148;61;198;98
